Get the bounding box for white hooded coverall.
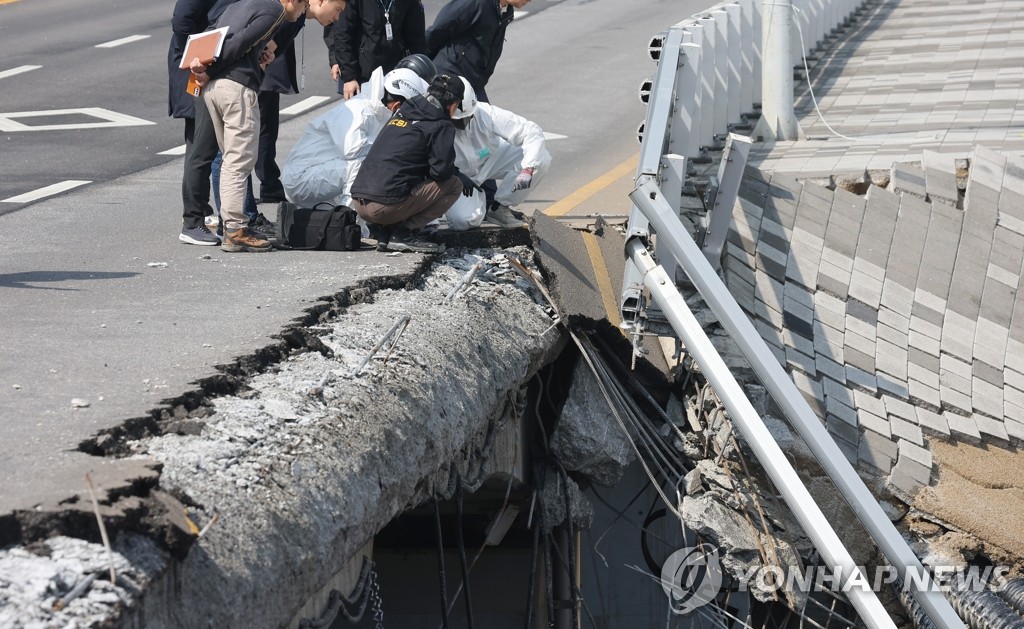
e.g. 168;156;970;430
446;102;552;231
281;68;390;209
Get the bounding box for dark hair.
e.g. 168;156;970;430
427;74;464;110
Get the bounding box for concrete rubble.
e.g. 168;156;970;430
0;247;564;629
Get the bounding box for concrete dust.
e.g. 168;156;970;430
0;534;166;629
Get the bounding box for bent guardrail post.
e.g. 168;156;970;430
624;235;897;629
628;176;968;629
701;133;752;270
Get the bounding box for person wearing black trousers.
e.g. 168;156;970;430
325;0;428;100
254;18;304;204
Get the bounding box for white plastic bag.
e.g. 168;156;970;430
444;188;486;231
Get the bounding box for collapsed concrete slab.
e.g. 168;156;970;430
0;249;564;628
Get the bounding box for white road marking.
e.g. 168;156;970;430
0;108;155;132
0;65;41;80
2;180;91;203
159;144;187;156
544;132;568;141
280;96;331;116
95;34;151;49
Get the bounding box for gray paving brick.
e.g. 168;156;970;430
911;301;946;328
899;439;934;469
974;316;1009;367
888;457;931;496
756;241;789;282
922;150;961;206
846;365;878;393
784;296;815;327
891;162;928;199
916;407;951;436
844;346;876;374
758;222;790;256
845;325;877;355
858;408;892;439
945;411;981;440
1008;339;1024;375
973;360;1005;387
860;429;898;473
786;346;817;376
1005;385;1024;411
821;247;854;273
939;354;973;396
815;355;846;384
884;395;917;421
754;272;785;313
910;314;943;343
908;347;941;373
1006;367;1024;392
980;270;1017;329
817;264;851;300
828;416;861;445
877;374;910;399
783;281;813;310
975;414;1010;442
940;310;977;363
909;328;942;358
909;376;942;410
881;282;915;320
890;417;924;445
822;375;854;407
1005;418;1024;442
876;323;907;350
848;269;884;310
991;225;1024;276
814;306;846;336
942;385;975;416
755;298;785;329
972;377;1004;418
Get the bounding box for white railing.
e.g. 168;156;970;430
620;2;969;629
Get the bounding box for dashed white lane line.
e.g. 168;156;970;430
2;180;91;204
0;65;42;80
280;96;331;116
159;145;187;156
96;34;151;49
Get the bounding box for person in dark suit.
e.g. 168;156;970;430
325;0;428;100
252;18;303;206
425;0;530;103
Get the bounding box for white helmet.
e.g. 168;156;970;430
383;68;429;100
451;77;478;119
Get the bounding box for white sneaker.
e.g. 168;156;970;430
483;204;526;228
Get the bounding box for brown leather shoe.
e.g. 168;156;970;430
220;227;271;253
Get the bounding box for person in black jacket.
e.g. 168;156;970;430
325;0;428;100
350;74;466;253
425;0;530;103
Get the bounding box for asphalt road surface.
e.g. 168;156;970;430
0;0;714;217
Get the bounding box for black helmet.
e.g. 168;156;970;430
395;53;437;82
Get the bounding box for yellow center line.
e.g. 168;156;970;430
543;153;638;217
581;231;624;334
0;0;20;5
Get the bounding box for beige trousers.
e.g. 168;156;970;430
203;79;260;231
355;177;462;230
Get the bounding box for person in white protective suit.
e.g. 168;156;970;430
280;67;429;209
444;76;552;230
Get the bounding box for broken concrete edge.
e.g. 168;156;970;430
0;246;568;628
0;258;440;554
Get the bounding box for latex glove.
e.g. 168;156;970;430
456;172;477;197
512;167;535;192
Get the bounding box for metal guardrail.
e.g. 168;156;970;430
621;2;969;628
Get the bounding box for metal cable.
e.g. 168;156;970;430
433;497;450;629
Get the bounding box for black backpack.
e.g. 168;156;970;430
276;202;362;251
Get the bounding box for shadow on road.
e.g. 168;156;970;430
0;271;140;290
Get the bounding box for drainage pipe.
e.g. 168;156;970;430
627;177;965;629
626;237;895;629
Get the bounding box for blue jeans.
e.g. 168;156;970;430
211;151;257;221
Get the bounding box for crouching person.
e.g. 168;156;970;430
446;76;552;230
350;74;466;253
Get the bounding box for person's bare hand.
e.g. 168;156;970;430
331;64;342;81
259;47;276;67
189;58;210;86
342;79;360;100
